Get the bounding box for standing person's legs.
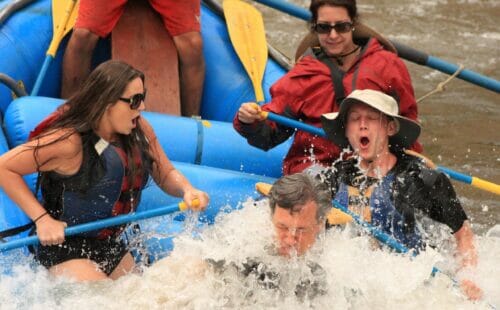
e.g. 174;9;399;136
61;29;99;98
150;0;205;117
173;32;205;117
61;0;127;98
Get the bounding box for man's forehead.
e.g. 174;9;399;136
273;201;318;221
348;102;380;114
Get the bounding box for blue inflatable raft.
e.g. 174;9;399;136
0;0;289;264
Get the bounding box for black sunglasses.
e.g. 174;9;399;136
119;90;147;110
313;21;354;34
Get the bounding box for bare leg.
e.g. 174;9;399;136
49;259;108;281
109;252;135;280
173;31;205;117
61;28;99;98
48;252;135;281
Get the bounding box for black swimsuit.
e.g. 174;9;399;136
31;132;149;275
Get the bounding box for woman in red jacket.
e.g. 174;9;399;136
233;0;422;175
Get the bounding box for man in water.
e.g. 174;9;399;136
207;172;331;301
267;172;331;257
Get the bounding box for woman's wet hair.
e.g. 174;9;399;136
63;60;145;132
309;0;358;24
32;60;153;183
269;172;331;222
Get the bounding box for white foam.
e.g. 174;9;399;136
1;200;498;309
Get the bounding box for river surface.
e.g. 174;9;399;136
0;1;498;309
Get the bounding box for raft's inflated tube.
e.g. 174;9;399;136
140;161;275;224
0;0;53;114
4;97;289;177
0;118;9;152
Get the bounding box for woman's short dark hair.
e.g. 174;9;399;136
309;0;358;24
269;172;331;222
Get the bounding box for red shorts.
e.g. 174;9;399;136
75;0;201;37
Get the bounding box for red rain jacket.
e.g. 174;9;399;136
234;38;422;175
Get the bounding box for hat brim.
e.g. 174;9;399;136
321;111;349;148
321;98;421;149
388;117;421;149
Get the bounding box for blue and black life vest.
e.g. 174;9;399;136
39;132;150;239
330;170;424;250
322;152;468;252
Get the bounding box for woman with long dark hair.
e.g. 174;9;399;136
0;60;209;281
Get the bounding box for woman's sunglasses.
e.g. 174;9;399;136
119;90;147;110
313;21;354;34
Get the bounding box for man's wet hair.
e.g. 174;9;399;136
269;172;331;222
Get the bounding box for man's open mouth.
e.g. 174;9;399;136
360;136;370;147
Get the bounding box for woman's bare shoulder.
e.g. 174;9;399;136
29;128;83;160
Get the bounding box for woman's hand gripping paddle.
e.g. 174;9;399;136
0;199;198;253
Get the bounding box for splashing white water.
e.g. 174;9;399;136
0;199;498;309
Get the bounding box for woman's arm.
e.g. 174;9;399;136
0;130;81;244
140;118;208;210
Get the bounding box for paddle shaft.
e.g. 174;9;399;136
331;200;411;252
262;110;500;195
332;199;449;279
250;0;500;93
390;41;500;93
31;0;78;96
0;202;187;253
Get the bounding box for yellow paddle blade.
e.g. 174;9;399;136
255;182;272;196
47;0;79;57
223;0;268;103
179;198;201;211
326;208;353;225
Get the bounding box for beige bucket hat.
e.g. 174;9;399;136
320;89;421;149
